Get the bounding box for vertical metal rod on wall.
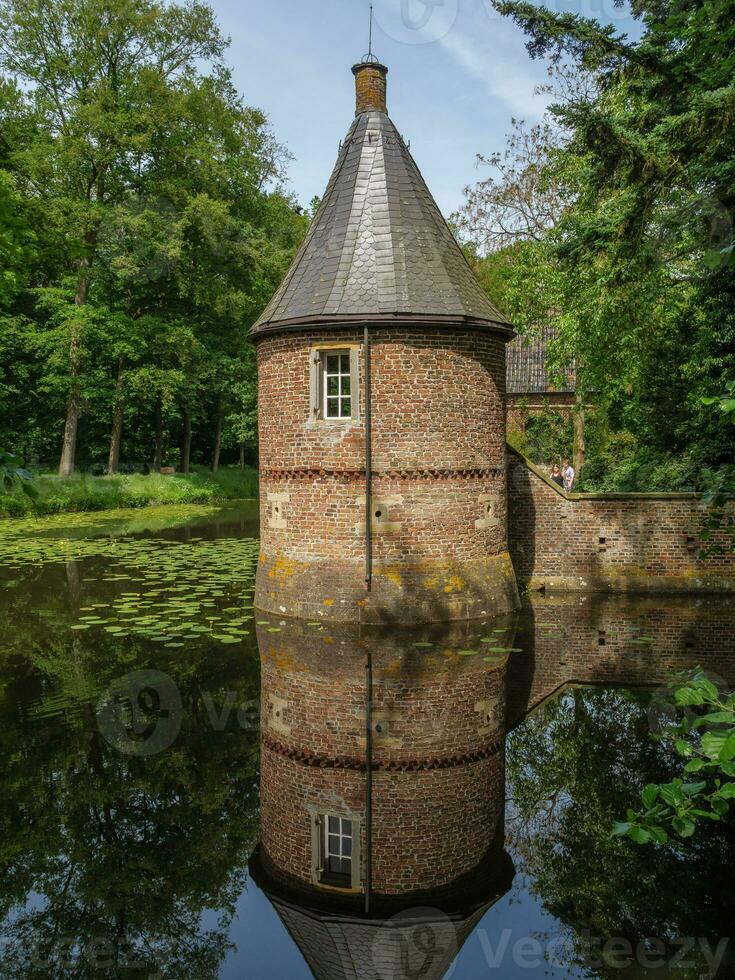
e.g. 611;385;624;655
364;325;372;591
364;645;373;915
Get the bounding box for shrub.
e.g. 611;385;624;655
0;466;259;517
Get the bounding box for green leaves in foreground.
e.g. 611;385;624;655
614;670;735;844
0;447;37;499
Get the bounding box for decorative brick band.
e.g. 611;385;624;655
262;734;504;771
261;466;505;482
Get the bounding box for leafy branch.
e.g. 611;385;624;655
0;447;36;499
614;671;735;844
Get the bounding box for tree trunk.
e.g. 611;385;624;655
573;394;586;478
239;442;245;469
59;380;81;477
154;396;163;473
181;409;192;474
210;399;223;473
108;358;126;475
58;239;95;477
65;559;81;611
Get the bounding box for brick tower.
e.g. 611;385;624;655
252;58;519;624
249;621;514;978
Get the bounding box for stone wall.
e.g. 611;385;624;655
508;449;735;593
256;327;518;623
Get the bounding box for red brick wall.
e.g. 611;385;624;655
353;64;387;115
260;751;503;898
506;594;735;728
255;327;518;622
508;450;735;592
257;623;507;897
257;328;507;473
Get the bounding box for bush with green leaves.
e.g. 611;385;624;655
0;466;258;517
0;448;36;499
614;671;735;844
699;381;735;554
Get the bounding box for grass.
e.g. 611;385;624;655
0;465;259;517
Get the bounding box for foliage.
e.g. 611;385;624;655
0;0;307;474
614;671;735;843
0;465;257;516
698;380;735;551
507;405;573;466
0;571;261;976
458;0;735;489
701;380;735;424
507;685;735;973
0;446;36;499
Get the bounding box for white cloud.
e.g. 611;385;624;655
437;11;550;118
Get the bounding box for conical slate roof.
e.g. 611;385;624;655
251;98;511;336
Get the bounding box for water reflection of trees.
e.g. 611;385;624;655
507;687;735;976
0;575;261;979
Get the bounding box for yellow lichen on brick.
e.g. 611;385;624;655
442;575;465;594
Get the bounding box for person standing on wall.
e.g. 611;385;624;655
562;459;575;492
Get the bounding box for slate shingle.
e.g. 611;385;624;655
251;110;511;335
506;325;576;394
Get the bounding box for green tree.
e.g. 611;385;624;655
459;0;735;488
0;0;306;475
508;686;735;974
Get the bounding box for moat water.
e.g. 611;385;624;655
0;503;732;979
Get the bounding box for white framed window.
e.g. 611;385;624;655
311;811;361;889
323;815;353;882
310;347;359;422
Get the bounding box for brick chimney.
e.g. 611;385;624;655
351;61;388;115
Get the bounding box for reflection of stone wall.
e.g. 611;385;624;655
508;450;735;592
507;594;735;729
256;620;511;900
255;328;518;623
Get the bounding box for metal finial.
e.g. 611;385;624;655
360;3;379;63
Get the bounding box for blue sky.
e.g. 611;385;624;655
211;0;636;218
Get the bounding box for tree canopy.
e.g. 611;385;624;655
457;0;735;489
0;0;307;475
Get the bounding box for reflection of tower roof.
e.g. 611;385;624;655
251;108;511;337
250;845;514;980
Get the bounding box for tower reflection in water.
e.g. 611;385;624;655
249;617;517;980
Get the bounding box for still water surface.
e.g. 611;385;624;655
0;504;732;979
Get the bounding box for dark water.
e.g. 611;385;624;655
0;504;733;979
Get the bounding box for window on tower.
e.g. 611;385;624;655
311;811;361;890
320;814;353;887
323;351;351;419
310;347;359;421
